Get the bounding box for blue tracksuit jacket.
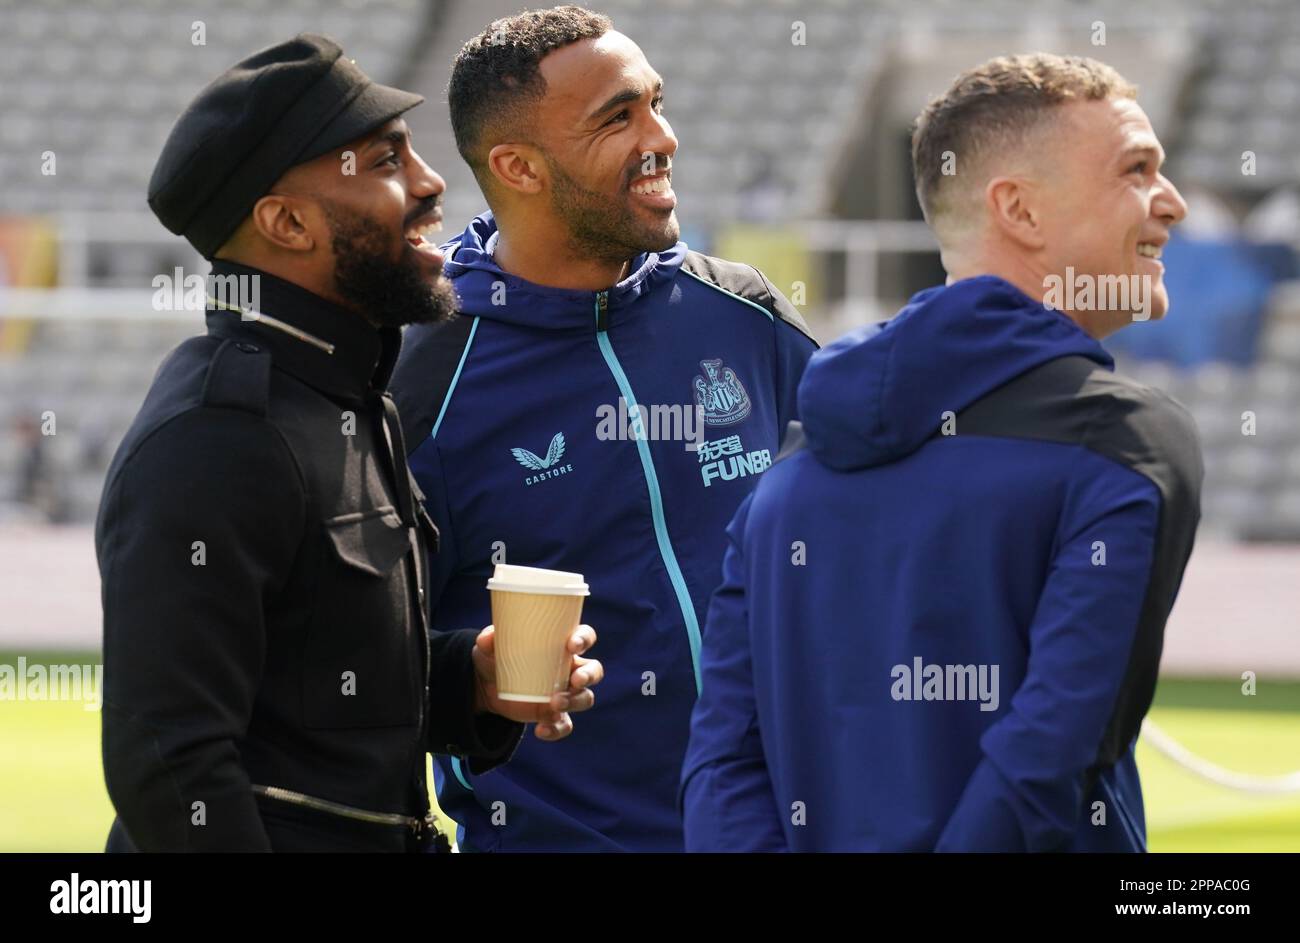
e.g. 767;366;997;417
681;275;1203;852
390;212;817;851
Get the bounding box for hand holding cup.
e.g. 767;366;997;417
472;565;602;741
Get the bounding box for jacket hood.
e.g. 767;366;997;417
439;211;687;330
798;275;1113;470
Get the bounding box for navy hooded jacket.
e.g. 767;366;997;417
680;276;1202;852
390;213;817;851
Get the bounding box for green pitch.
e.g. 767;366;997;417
1134;678;1300;852
2;654;1297;852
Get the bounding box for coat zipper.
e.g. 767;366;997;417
593;290;703;693
252;783;424;829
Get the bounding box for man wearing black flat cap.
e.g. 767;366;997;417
96;34;603;852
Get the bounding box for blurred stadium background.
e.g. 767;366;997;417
1;0;1298;852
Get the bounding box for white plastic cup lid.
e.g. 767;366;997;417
486;563;589;596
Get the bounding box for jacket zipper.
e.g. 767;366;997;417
377;393;434;814
593;290;703;693
252;783;424;829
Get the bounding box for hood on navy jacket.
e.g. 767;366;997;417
799;275;1111;470
391;212;818;852
682;275;1201;852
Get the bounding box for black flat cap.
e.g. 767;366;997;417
149;34;424;258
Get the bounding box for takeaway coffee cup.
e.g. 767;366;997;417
486;564;590;702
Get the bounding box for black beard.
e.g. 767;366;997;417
545;155;680;267
321;201;457;328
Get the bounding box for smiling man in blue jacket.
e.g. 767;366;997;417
389;6;816;851
682;54;1201;852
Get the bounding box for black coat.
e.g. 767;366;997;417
96;261;522;852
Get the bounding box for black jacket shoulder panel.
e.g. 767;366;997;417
1084;371;1203;513
955;355;1204;507
681;250;816;343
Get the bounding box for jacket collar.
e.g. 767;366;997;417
204;260;401;403
439;211;687;330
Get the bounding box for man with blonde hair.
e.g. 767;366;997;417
682;54;1202;852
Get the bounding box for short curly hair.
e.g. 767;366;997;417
912;53;1137;238
448;5;613;186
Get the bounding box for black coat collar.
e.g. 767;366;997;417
204;261;401;404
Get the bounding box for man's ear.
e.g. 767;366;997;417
486;143;545;196
984;175;1046;251
249;193;317;252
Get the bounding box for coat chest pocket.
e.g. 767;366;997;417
325;508;411;575
302;507;420;730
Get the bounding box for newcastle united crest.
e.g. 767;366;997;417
693;358;752;426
